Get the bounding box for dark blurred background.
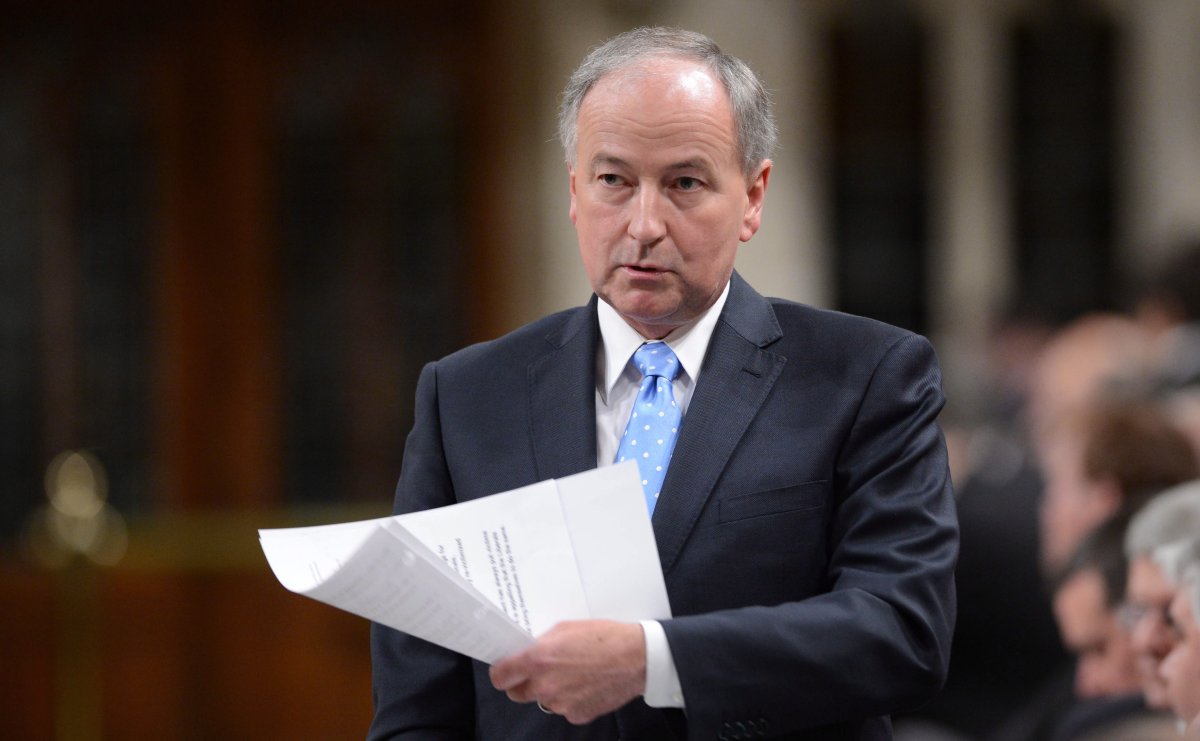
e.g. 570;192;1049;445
2;1;1199;738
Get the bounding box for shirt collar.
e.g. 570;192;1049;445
596;281;731;400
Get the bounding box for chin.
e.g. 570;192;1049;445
612;296;674;321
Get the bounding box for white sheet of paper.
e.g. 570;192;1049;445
259;461;671;664
556;463;671;622
265;519;531;663
392;479;589;636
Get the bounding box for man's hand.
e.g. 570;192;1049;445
489;620;646;724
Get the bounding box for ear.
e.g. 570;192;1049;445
739;159;771;242
568;162;578;225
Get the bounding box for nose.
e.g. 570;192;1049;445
627;184;666;246
1132;610;1172;657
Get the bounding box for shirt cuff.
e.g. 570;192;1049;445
639;619;685;708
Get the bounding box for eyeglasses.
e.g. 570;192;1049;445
1117;601;1173;631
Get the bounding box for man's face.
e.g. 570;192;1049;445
1038;430;1115;574
1126;555;1180;708
1054;569;1142;699
1160;584;1200;726
569;57;770;339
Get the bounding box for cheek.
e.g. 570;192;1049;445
1185;645;1200;677
1162;651;1185;685
675;221;739;270
576;210;612;250
577;240;608;288
578;201;625;241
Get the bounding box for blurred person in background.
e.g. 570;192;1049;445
899;304;1056;740
914;311;1163;739
1025;313;1150;459
1156;537;1200;736
1038;400;1198;576
1124;480;1200;710
1045;517;1176;740
984;374;1193;740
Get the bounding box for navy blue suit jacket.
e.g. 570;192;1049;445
368;273;958;740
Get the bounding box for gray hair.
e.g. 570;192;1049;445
1167;539;1200;628
1185;560;1200;628
1125;479;1200;559
557;27;778;177
1154;537;1200;585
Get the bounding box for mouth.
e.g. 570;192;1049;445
620;263;667;275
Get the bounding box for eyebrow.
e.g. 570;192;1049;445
588;154;716;176
663;159;714;174
589;154;630;171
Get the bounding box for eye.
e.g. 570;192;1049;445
675;176;702;191
598;173;623;186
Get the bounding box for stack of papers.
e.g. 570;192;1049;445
259;461;671;664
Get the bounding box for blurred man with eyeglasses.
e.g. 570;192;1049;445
1157;537;1200;735
1042;516;1177;739
1124;481;1200;709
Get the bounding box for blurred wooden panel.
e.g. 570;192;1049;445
96;571;189;739
1;563;56;741
98;570;372;740
152;7;282;511
2;0;484;527
0;1;483;738
1;554;374;739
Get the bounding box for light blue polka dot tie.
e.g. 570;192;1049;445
615;342;682;516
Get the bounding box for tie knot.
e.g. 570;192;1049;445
632;342;681;382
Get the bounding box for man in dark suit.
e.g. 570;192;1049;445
368;27;957;740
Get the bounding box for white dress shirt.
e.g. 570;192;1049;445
594;281;731;709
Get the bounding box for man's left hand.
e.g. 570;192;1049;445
489;619;646;724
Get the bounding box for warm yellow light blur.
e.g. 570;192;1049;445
25;450;127;567
46;451;108;519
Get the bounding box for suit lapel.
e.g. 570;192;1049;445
528;299;600;482
651;273;787;574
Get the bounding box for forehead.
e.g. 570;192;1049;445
1129;555;1174;601
576;58;738;167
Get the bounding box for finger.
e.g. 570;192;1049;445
562;707;597;726
488;655;528;691
504;682;538;705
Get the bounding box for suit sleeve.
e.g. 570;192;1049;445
367;362;476;741
661;333;958;739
